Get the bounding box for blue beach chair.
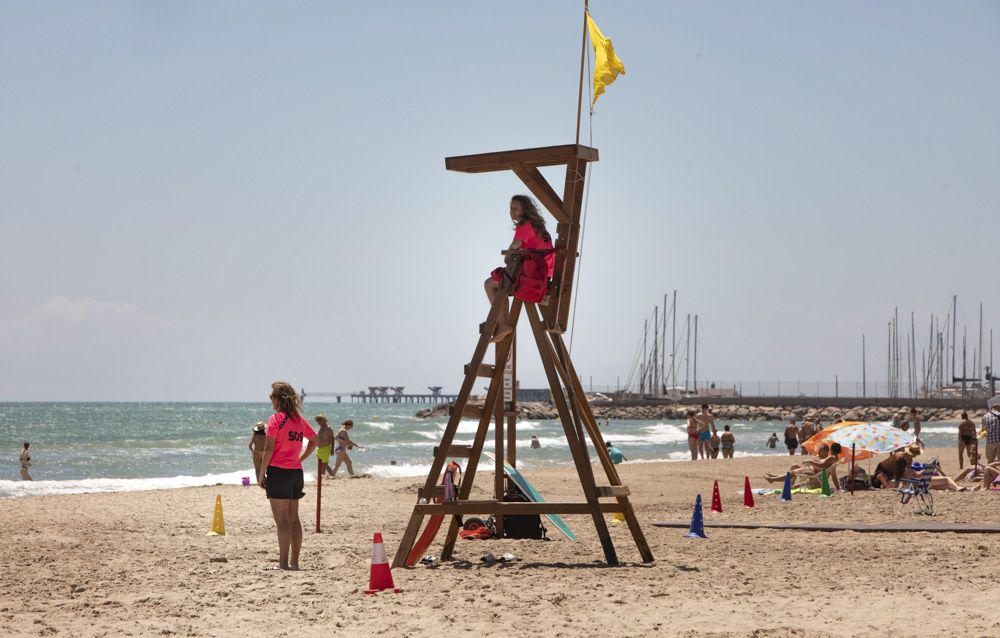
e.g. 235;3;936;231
895;459;939;516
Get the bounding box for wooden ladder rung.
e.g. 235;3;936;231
596;485;631;498
465;363;495;378
449;404;484;419
418;485;446;500
503;410;518;418
432;445;474;458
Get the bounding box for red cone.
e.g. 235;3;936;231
363;533;402;594
743;476;755;508
710;480;723;513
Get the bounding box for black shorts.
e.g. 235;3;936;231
785;438;798;449
960;434;974;446
264;466;305;500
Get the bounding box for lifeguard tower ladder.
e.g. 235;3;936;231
393;144;653;567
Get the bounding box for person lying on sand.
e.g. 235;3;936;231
954;461;1000;490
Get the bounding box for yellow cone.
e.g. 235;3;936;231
207;494;226;536
611;511;625;524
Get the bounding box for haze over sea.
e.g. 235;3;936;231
0;402;963;499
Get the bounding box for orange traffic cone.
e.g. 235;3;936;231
363;533;402;594
743;476;755;508
710;480;723;513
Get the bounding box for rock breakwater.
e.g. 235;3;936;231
415;402;986;423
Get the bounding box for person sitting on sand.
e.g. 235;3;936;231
720;425;735;459
484;195;555;343
871;444;962;491
314;415;336;478
249;421;267;479
767;432;778;449
685;410;699;460
765;443;842;487
19;442;32;481
330;420;364;478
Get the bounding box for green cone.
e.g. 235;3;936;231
820;468;833;496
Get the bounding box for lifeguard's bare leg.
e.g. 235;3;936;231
484;277;510;341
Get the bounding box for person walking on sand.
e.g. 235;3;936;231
720;425;735;459
258;381;317;571
19;442;32;481
483;195;555;343
248;421;266;479
330;420;364;478
784;419;800;456
958;411;977;469
314;415;336;478
685;410;700;460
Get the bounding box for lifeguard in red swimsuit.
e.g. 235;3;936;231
484;195;555;343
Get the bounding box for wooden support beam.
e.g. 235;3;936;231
596;486;631;498
432;445;474;458
448;404;484;419
417;485;446;500
445;144;598;174
549;158;588;331
466;363;495;378
415;501;626;515
525;304;619;566
510;162;567;223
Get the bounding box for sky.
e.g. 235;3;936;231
1;1;998;401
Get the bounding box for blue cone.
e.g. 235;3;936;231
780;472;792;502
685;494;707;538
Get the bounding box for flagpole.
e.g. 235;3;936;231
575;0;589;145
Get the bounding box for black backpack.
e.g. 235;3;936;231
501;483;548;540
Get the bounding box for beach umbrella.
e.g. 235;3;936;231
800;421;875;460
825;421;916;455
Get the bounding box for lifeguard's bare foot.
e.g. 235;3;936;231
491;325;513;343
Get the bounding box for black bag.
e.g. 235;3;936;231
501;483;547;540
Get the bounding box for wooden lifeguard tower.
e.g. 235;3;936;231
393;143;653;567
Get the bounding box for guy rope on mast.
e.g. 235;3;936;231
569;1;626;351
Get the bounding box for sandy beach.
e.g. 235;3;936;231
3;447;998;637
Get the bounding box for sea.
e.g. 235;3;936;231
0;402;963;499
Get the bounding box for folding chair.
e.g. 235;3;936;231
896;459;939;515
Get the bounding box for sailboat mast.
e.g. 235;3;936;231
693;315;698;395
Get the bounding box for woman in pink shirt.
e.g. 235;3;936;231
484;195;555;342
258;381;317;570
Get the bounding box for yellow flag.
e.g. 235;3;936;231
586;12;626;107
